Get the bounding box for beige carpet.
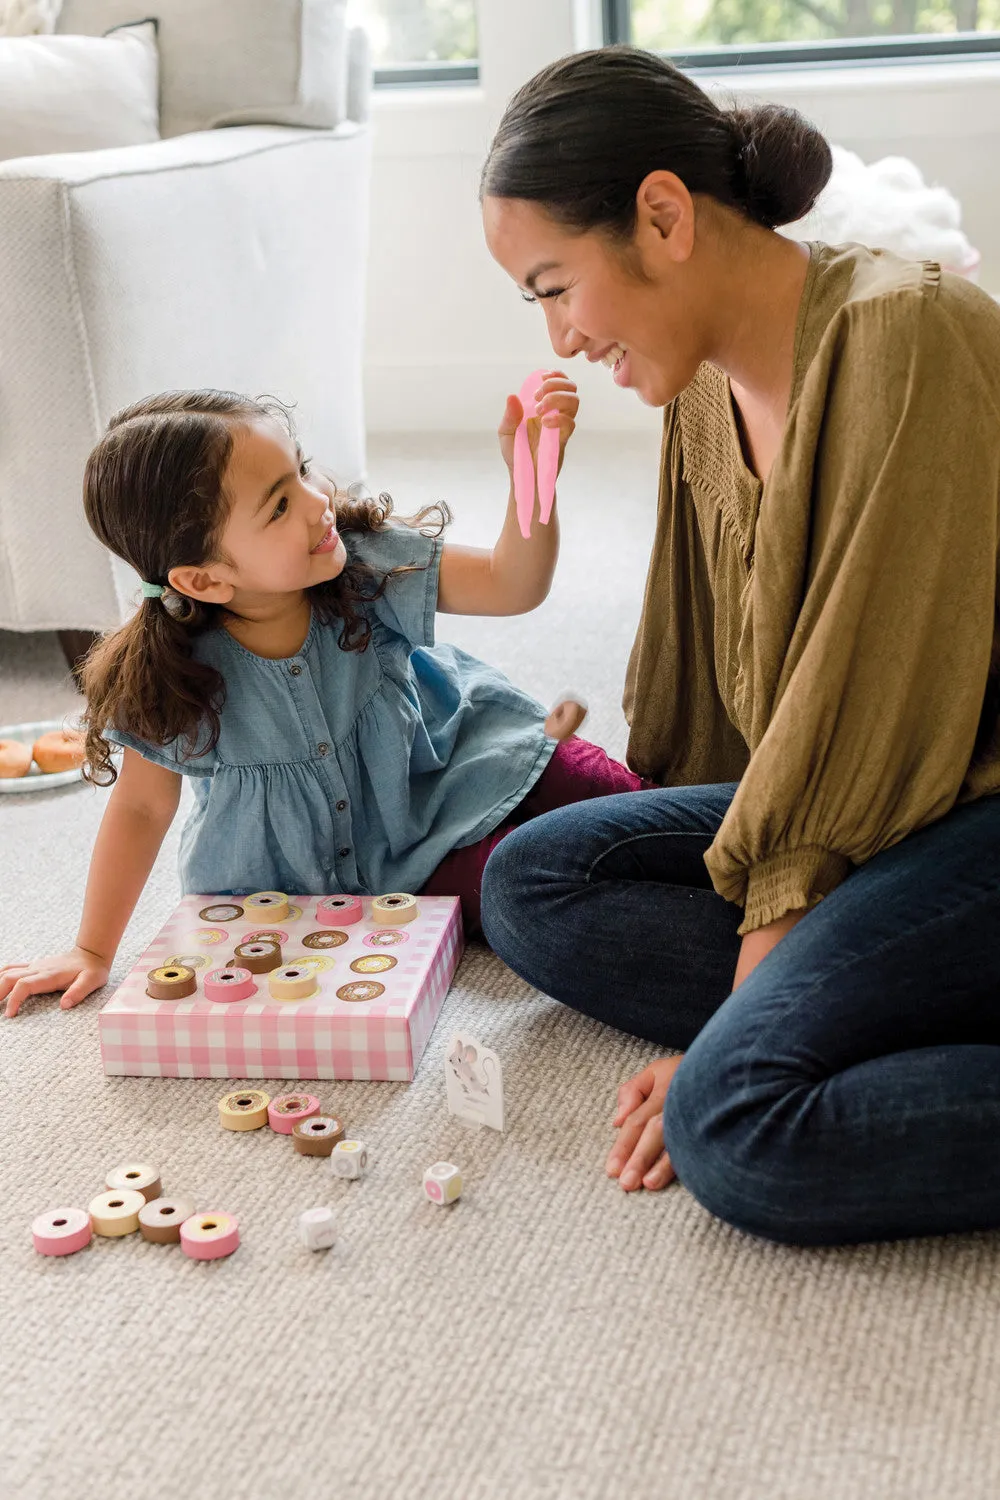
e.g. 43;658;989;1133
3;432;999;1500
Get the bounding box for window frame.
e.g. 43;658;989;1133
603;0;1000;67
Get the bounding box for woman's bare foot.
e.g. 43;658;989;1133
606;1054;686;1191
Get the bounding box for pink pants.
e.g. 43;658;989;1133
420;736;653;935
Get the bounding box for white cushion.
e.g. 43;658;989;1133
57;0;348;139
0;19;158;163
0;124;370;630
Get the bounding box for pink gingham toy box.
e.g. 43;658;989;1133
98;894;463;1081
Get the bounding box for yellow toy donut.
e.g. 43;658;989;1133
32;728;85;774
371;893;418;926
242;891;291;923
0;739;32;778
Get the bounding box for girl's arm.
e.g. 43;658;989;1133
437;372;579;617
0;748;181;1017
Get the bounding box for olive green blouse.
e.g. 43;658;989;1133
623;242;1000;935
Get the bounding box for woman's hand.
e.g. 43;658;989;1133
606;1054;686;1192
0;947;111;1018
497;371;579;480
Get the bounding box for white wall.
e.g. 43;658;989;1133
364;0;1000;434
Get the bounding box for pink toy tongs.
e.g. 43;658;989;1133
513;368;561;540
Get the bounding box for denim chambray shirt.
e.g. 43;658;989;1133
110;524;556;897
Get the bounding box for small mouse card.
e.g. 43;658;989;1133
445;1032;504;1132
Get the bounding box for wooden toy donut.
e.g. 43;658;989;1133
268;1094;321;1134
242;891;290;923
0;739;32;778
180;1212;240;1260
106;1162;161;1202
315;894;363;927
32;1207;92;1256
139;1197;195;1244
32;728;85;773
145;964;197;1000
218;1089;270;1131
233;939;282;973
88;1188;145;1237
371;893;418;926
292;1115;345;1156
204;966;256;1003
268;964;317;1002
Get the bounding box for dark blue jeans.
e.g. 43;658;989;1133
480;783;1000;1246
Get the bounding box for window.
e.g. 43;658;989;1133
347;0;478;84
607;0;1000;62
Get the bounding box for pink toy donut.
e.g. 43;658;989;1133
267;1093;321;1134
204;966;257;1003
180;1212;240;1261
32;1207;92;1256
316;894;363;927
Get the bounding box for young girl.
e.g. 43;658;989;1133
1;381;648;1018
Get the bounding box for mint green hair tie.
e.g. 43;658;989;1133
141;582;165;598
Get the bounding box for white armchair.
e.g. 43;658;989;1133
0;0;371;642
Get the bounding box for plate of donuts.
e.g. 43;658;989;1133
0;719;87;792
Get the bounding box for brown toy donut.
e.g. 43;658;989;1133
0;739;32;778
32;728;85;774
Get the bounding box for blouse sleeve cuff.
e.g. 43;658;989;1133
738;846;851;935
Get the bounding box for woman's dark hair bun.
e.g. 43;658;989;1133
728;102;833;229
482;48;833;238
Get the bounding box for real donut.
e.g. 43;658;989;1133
145;964;197;1001
32;728;85;774
32;1207;92;1256
0;739;32;778
292;1115;345;1155
106;1162;161;1202
370;892;418;926
180;1212;240;1260
218;1089;271;1131
88;1188;145;1237
139;1197;195;1244
268;1094;321;1134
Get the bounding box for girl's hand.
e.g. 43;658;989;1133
498;371;579;480
606;1055;686;1192
0;947;111;1018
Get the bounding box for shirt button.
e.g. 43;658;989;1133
338;847;350;859
336;800;347;811
289;664;302;677
317;742;330;756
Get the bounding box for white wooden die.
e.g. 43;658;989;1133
330;1140;368;1179
298;1206;337;1250
423;1161;462;1205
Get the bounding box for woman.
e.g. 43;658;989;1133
478;45;1000;1246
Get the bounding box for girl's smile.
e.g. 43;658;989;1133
310;523;340;555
